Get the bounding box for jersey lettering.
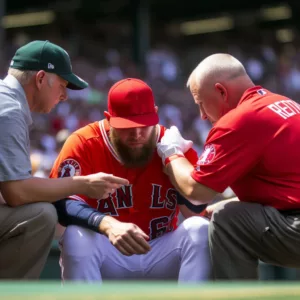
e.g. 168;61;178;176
151;184;164;208
150;184;177;209
149;216;169;240
268;100;300;120
165;188;177;210
97;196;118;216
116;185;133;208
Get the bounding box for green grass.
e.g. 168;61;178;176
1;282;300;299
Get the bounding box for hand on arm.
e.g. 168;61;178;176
157;126;193;165
157;126;217;203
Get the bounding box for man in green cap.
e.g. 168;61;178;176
0;40;129;279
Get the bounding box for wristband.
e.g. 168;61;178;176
88;212;106;232
164;154;184;166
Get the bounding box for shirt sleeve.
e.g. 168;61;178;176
0;111;32;181
191;120;271;193
53;199;105;232
49;133;93;202
184;148;198;165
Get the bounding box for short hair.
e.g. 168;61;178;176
8;68;55;87
8;68;37;85
186;54;247;88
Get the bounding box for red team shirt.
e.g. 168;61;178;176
192;86;300;210
50;120;198;240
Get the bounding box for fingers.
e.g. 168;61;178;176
183;140;193;152
102;187;116;198
135;228;150;241
114;244;133;256
186;140;193;148
123;234;151;255
112;233;150;256
101;174;129;185
130;231;151;250
109;223;151;256
110;182;126;189
100;185;122;199
199;210;207;217
102;191;111;199
170;126;180;134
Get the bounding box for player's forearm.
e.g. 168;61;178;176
166;157;196;197
166;157;216;203
0;176;87;207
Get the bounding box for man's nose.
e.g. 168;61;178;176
130;127;143;138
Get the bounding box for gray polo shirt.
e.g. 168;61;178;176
0;75;33;182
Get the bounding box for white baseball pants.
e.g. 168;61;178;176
60;216;211;282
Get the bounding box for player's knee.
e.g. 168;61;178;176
33;202;58;230
211;201;245;226
62;225;99;256
181;216;209;245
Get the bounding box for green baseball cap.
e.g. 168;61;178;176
10;40;88;90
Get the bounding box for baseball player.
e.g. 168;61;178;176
50;78;211;282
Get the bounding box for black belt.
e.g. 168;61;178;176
278;209;300;216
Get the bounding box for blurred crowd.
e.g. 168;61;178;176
4;26;300;193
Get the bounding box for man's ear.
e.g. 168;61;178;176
215;83;228;103
35;70;46;90
155;106;158;113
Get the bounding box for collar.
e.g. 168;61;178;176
237;85;265;106
4;74;32;125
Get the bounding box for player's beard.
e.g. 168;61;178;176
110;127;157;168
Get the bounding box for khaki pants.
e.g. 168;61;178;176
0;202;57;279
209;201;300;280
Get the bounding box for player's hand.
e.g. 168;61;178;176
83;172;129;199
99;216;151;256
200;198;240;219
199;203;218;220
157;126;193;163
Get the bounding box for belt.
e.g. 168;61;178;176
278;209;300;216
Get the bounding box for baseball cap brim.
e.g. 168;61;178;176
109;112;159;129
60;73;89;90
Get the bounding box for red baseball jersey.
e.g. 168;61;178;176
50;120;198;239
192;86;300;210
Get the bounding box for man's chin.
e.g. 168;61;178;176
121;151;154;168
123;158;151;168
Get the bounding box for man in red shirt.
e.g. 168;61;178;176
50;78;210;282
157;53;300;279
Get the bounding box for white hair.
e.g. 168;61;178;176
47;73;55;87
186;53;247;88
8;68;55;87
8;68;37;85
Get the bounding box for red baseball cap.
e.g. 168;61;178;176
104;78;159;129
